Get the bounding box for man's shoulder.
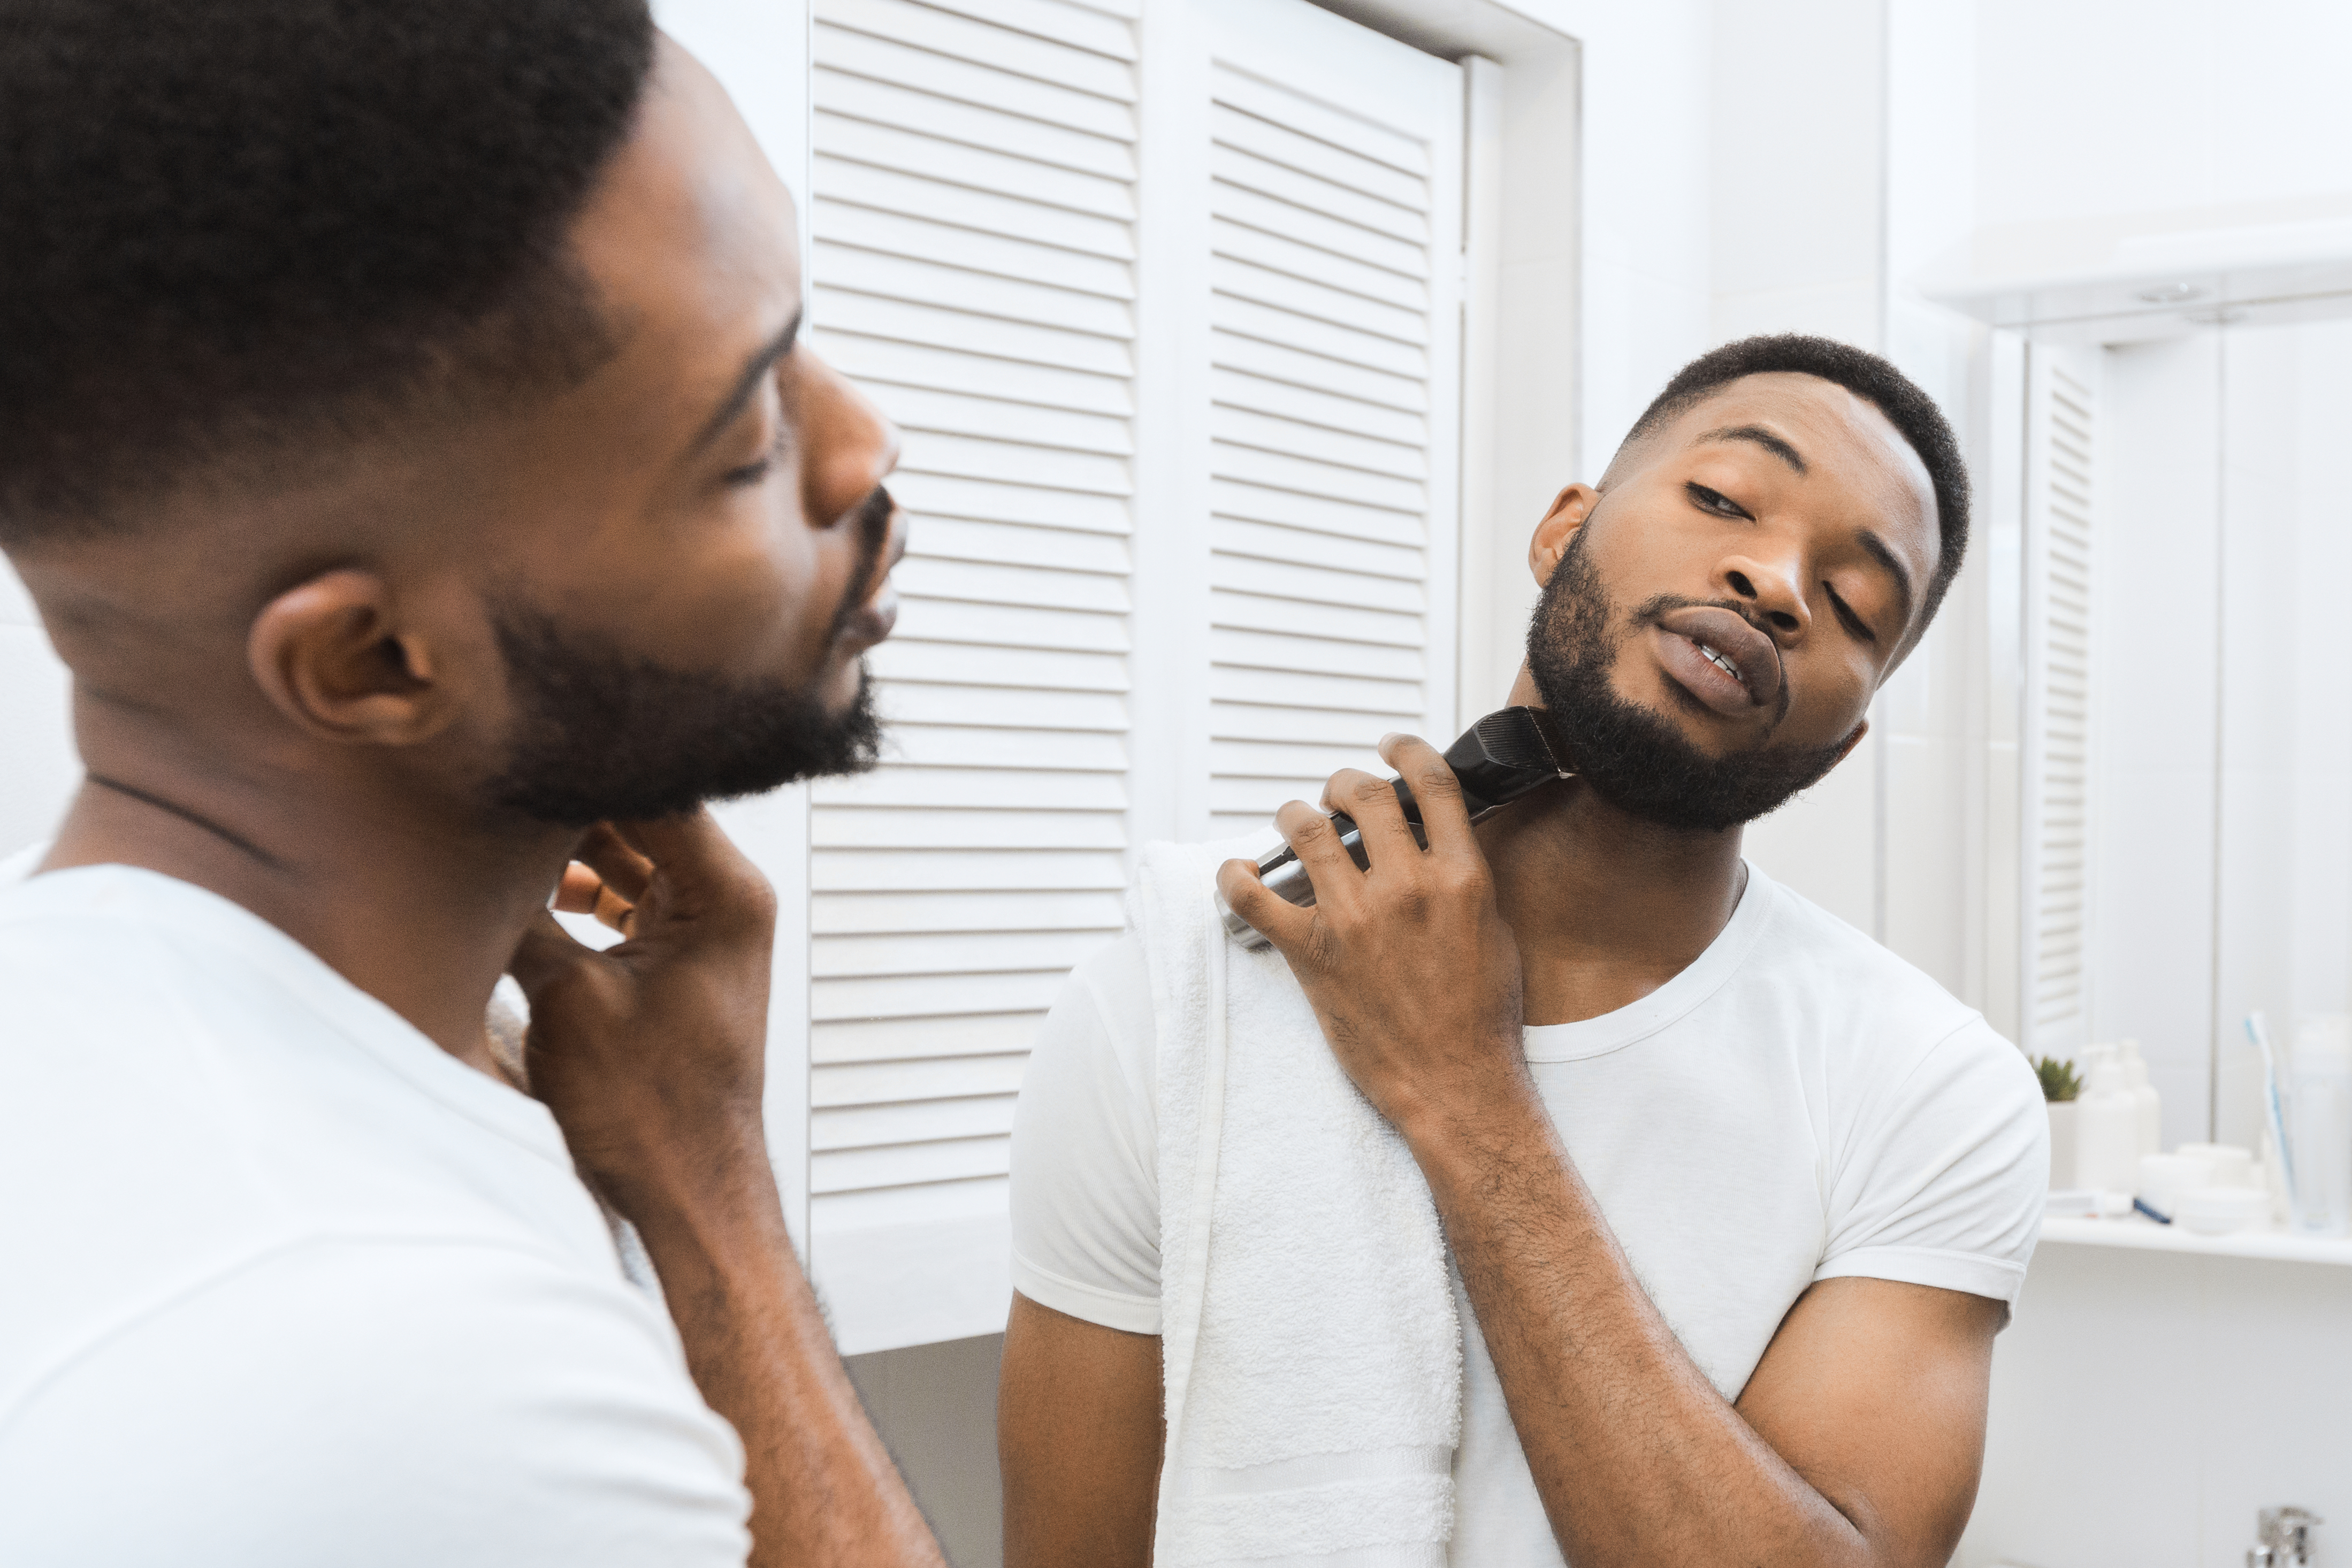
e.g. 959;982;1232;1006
1749;871;1982;1028
0;1234;749;1566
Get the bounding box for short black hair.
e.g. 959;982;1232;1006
1618;334;1971;634
0;0;657;545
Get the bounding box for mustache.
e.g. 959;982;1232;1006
824;484;898;643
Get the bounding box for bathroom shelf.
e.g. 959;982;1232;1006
2040;1214;2352;1266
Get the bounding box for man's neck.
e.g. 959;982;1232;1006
42;745;575;1075
1476;777;1746;1029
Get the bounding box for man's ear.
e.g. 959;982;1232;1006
1529;484;1598;588
246;568;459;746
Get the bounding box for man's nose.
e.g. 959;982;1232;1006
795;351;901;532
1719;551;1809;640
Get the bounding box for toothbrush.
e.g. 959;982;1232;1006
2246;1011;2297;1207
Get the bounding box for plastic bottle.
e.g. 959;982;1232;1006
2074;1052;2143;1195
2287;1015;2352;1238
2119;1039;2162;1158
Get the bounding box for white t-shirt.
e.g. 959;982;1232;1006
0;865;752;1566
1010;862;2048;1567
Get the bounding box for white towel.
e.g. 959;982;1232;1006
1135;838;1462;1568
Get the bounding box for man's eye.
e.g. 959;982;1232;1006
1686;482;1748;518
722;425;791;488
1825;584;1877;644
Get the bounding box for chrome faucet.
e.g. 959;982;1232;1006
2248;1506;2322;1568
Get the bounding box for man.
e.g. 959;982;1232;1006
1001;337;2048;1566
0;4;943;1564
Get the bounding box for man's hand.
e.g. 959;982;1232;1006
508;809;944;1568
512;813;778;1213
1215;733;1529;1142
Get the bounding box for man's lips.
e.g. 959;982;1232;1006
835;496;908;656
1651;604;1781;717
839;580;898;652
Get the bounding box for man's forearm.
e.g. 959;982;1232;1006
620;1149;945;1568
1408;1099;1867;1568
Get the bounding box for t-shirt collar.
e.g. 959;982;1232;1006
1519;859;1778;1063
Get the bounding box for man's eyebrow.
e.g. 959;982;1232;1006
689;309;804;456
1698;424;1807;474
1855;527;1917;627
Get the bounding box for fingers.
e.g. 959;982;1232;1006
610;808;778;939
1320;765;1418;865
573;823;655;905
507;910;593;1006
1379;733;1475;855
1217;856;1316;955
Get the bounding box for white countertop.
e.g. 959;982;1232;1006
2040;1213;2352;1265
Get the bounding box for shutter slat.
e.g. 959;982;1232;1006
1209;553;1425;611
815;202;1136;301
897;515;1131;574
815;766;1125;811
816;331;1134;417
815;969;1076;1020
1211;63;1427;175
1212;219;1427;312
1210;147;1429;246
867;639;1127;691
1210;516;1423;579
1213;292;1429;379
816;0;1137;100
815;25;1136;138
1210;104;1429;209
1212;441;1426;513
818;289;1134;377
874;384;1135;456
1212;365;1426;446
812;806;1128;851
1211;477;1427;546
815;1013;1045;1065
1212;588;1424;648
813;888;1126;934
815;1053;1032;1109
819;246;1136;339
816;68;1136;180
1212;182;1429;280
1212;329;1427;412
889;471;1132;532
815;928;1119;977
1212;402;1429;479
814;158;1135;258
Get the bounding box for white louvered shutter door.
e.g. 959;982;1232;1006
1185;0;1465;836
2020;344;2099;1061
806;0;1141;1353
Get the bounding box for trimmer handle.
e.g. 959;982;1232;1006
1215;708;1573;950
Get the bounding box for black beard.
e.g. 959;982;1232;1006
1524;530;1852;833
483;607;883;827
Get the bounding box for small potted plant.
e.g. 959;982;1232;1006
2036;1054;2082;1189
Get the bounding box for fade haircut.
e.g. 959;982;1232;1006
1618;334;1971;633
0;0;658;545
